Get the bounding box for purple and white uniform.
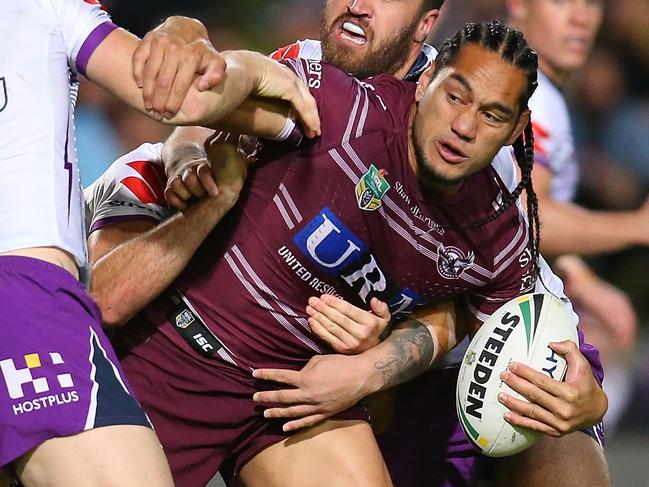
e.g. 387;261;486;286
529;71;579;202
0;0;149;469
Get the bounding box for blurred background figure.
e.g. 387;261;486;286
79;1;649;485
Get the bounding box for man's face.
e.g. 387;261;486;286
320;0;427;79
412;44;529;194
514;0;603;76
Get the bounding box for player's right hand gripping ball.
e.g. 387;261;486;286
456;293;578;457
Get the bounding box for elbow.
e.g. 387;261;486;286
92;295;129;328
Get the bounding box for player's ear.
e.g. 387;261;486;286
414;8;440;43
506;108;530;146
415;63;435;102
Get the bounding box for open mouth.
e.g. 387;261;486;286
564;36;590;52
339;21;367;46
436;141;468;164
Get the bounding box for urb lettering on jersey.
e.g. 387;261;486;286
465;312;520;420
293;208;421;319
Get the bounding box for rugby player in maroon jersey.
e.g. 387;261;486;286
86;19;609;487
87;4;608;487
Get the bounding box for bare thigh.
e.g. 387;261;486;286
240;419;393;487
14;425;174;487
495;431;610;487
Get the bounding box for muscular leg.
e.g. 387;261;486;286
14;425;173;487
495;432;610;487
240;419;393;487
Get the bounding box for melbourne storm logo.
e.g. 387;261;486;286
437;244;475;279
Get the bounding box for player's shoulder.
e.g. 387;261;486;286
529;71;571;134
90;142;166;206
489;146;518;193
271;39;322;61
100;142;164;183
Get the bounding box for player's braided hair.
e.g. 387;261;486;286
434;21;542;279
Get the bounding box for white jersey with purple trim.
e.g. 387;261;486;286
0;0;116;267
85;143;170;235
529;70;579;202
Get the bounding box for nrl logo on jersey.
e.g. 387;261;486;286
437;244;475;279
355;165;390;211
0;78;7;113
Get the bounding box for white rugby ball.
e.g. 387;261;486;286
456;293;578;457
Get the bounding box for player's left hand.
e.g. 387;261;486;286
252;353;370;432
165;132;246;211
133;16;226;120
498;340;608;437
307;295;391;354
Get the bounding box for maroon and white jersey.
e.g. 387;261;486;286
128;61;563;371
271;39;437;82
85;143;170;235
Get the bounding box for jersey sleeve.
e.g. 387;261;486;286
49;0;117;76
270;39;322;61
85;142;170;235
280;59;415;149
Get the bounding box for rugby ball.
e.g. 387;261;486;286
456;293;578;457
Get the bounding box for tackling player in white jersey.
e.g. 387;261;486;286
0;1;319;485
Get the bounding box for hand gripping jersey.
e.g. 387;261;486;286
528;71;579;202
125;61;564;372
0;0;116;267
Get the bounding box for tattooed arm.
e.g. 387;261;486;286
253;301;461;431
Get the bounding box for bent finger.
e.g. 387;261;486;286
283;414;329;432
132;36;152;89
503;411;561;437
263;404;320;419
197;163;220;198
252;368;301;385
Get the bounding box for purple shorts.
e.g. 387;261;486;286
112;313;369;487
378;330;605;486
0;256;150;468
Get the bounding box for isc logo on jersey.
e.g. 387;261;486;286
0;352;79;416
456;293;578;457
293;208;421;320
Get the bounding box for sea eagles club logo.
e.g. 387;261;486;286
437;244;475;279
355;165;390;211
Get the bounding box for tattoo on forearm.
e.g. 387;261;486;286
374;320;434;388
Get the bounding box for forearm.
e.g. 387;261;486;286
88;31;261;126
539;198;643;256
353;319;437;397
91;196;236;326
